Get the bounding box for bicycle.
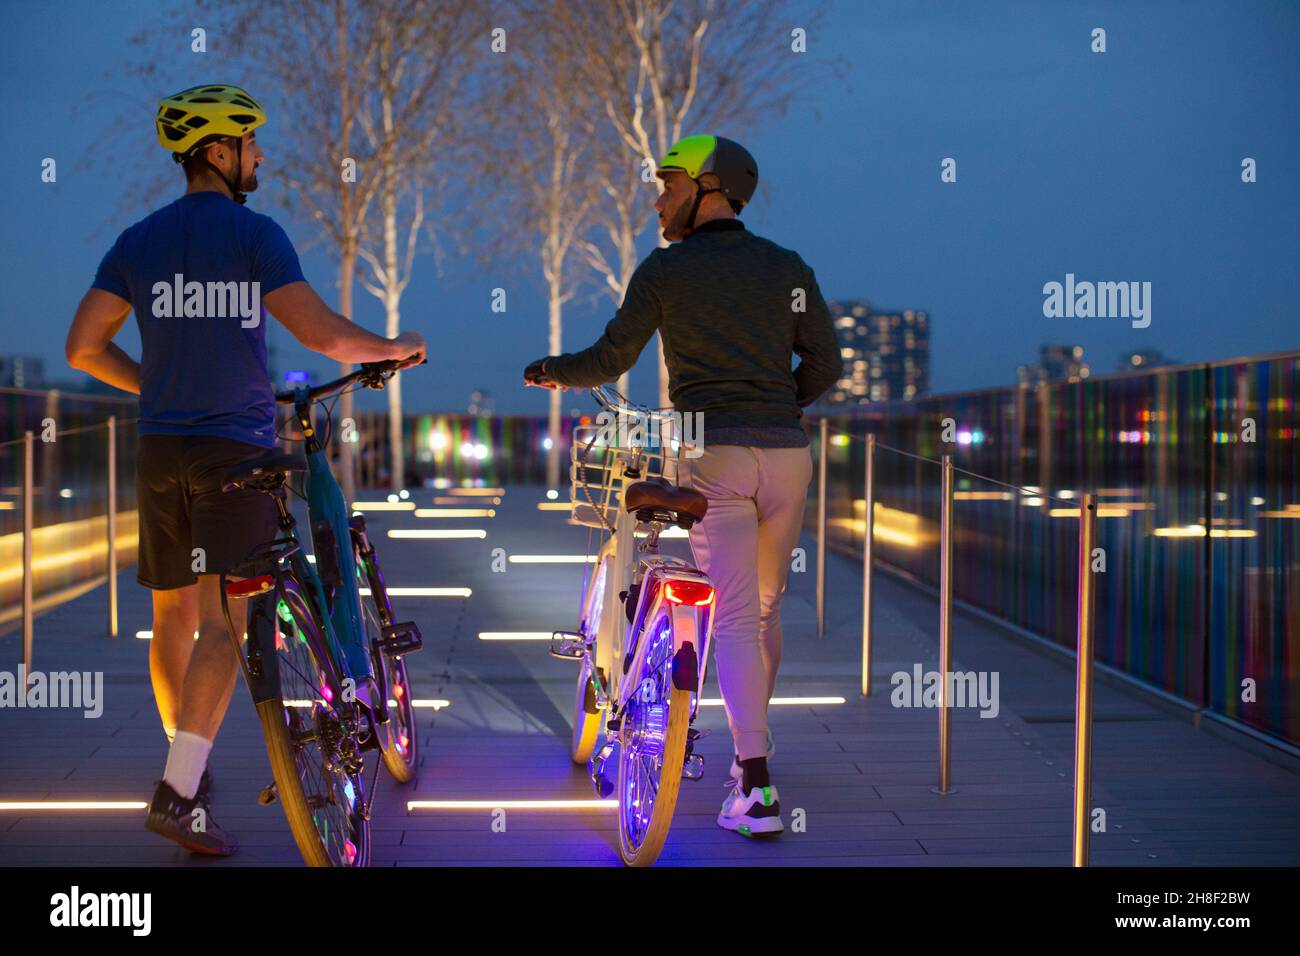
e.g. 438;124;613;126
217;358;424;867
550;384;717;866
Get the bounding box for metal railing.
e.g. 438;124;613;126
1;416;135;668
812;425;1101;865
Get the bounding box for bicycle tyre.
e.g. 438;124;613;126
252;575;371;867
355;543;419;783
570;556;608;764
615;606;690;867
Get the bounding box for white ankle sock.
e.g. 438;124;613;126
163;730;212;800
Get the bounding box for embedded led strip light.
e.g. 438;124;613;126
351;501;416;511
360;587;472;597
413;508;496;518
0;801;148;811
407;799;617;811
698;695;846;706
507;555;597;564
387;529;487;539
478;631;553;640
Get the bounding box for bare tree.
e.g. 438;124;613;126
353;0;484;491
572;0;823;407
495;0;601;490
186;0;387;501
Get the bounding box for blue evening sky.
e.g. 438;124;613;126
3;0;1297;414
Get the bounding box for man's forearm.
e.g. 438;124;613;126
316;314;409;364
69;342;141;395
545;343;632;389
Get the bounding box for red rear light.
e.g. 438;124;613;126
226;575;274;598
665;580;714;606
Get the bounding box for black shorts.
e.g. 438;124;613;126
136;434;280;590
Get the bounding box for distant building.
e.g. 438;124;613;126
822;300;929;405
1018;345;1090;385
1118;348;1177;372
0;355;46;389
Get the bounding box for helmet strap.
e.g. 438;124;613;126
683;181;721;237
227;137;247;205
189;137;246;204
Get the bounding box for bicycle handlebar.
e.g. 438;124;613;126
589;383;676;422
275;356;424;405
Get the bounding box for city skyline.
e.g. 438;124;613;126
3;0;1297;414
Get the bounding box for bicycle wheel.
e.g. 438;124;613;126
356;542;418;783
252;574;371;867
615;606;690;867
570;556;608;764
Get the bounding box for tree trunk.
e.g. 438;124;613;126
546;290;563;491
338;252;356;503
383;172;403;492
336;0;357;504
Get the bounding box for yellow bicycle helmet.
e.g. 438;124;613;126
156;84;266;156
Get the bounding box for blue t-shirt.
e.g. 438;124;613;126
91;191;305;448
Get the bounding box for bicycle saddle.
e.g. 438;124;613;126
222;451;308;492
623;476;708;522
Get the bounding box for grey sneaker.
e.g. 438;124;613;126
718;781;784;837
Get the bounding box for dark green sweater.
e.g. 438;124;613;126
546;220;842;446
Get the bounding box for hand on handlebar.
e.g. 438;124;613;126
523;356;568;391
391;331;426;369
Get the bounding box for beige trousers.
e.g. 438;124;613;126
678;444;813;761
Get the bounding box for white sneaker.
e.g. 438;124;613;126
718;781;784;837
728;728;776;779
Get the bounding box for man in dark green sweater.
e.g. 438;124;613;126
525;135;841;838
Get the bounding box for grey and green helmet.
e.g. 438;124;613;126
656;135;758;209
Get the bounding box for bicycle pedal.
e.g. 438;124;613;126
548;629;588;661
682;753;705;781
380;622;423;656
589;740;619;799
687;727;711;741
257;782;278;806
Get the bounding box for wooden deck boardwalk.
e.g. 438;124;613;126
2;485;1298;866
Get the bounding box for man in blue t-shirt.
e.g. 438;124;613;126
66;85;426;855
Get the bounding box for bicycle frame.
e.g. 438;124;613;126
575;395;715;724
295;397;372;684
227;388;377;696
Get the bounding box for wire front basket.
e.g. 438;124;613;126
569;421;678;531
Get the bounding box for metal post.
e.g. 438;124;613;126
815;417;828;640
936;454;954;793
22;431;34;670
106;416;118;638
1072;493;1098;867
860;433;875;696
